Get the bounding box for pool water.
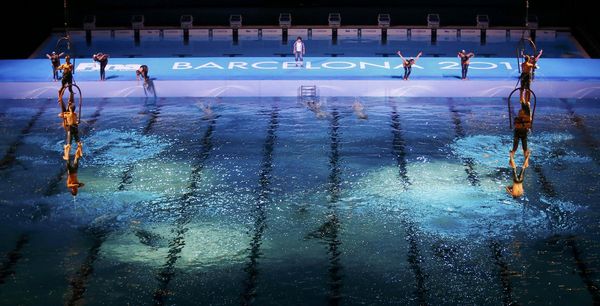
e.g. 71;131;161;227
0;97;599;305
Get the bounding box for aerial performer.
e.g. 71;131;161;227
519;49;543;106
57;55;74;96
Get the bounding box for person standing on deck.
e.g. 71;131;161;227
458;50;475;80
92;52;110;81
136;65;150;84
293;37;306;67
46;51;65;81
396;51;422;80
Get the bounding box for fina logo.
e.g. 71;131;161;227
76;63;140;72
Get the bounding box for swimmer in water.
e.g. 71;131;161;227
306;100;327;119
196;100;215;120
352;100;368;119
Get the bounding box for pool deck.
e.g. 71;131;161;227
1;57;600;98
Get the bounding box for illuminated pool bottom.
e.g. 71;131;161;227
0;97;599;305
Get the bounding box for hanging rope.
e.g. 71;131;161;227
58;0;76;75
516;36;537;75
63;0;69;33
525;0;529;27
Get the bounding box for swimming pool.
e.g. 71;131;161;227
0;97;599;305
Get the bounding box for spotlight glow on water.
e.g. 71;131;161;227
102;222;250;267
84;129;171;165
450;133;591;168
345;132;587;241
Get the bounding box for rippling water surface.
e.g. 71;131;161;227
0;97;599;305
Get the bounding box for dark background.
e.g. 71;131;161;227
3;0;598;59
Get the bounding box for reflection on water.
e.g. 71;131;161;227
0;97;599;305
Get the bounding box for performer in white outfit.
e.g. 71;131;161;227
293;36;306;67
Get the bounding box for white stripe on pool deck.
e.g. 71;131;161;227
1;79;599;99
